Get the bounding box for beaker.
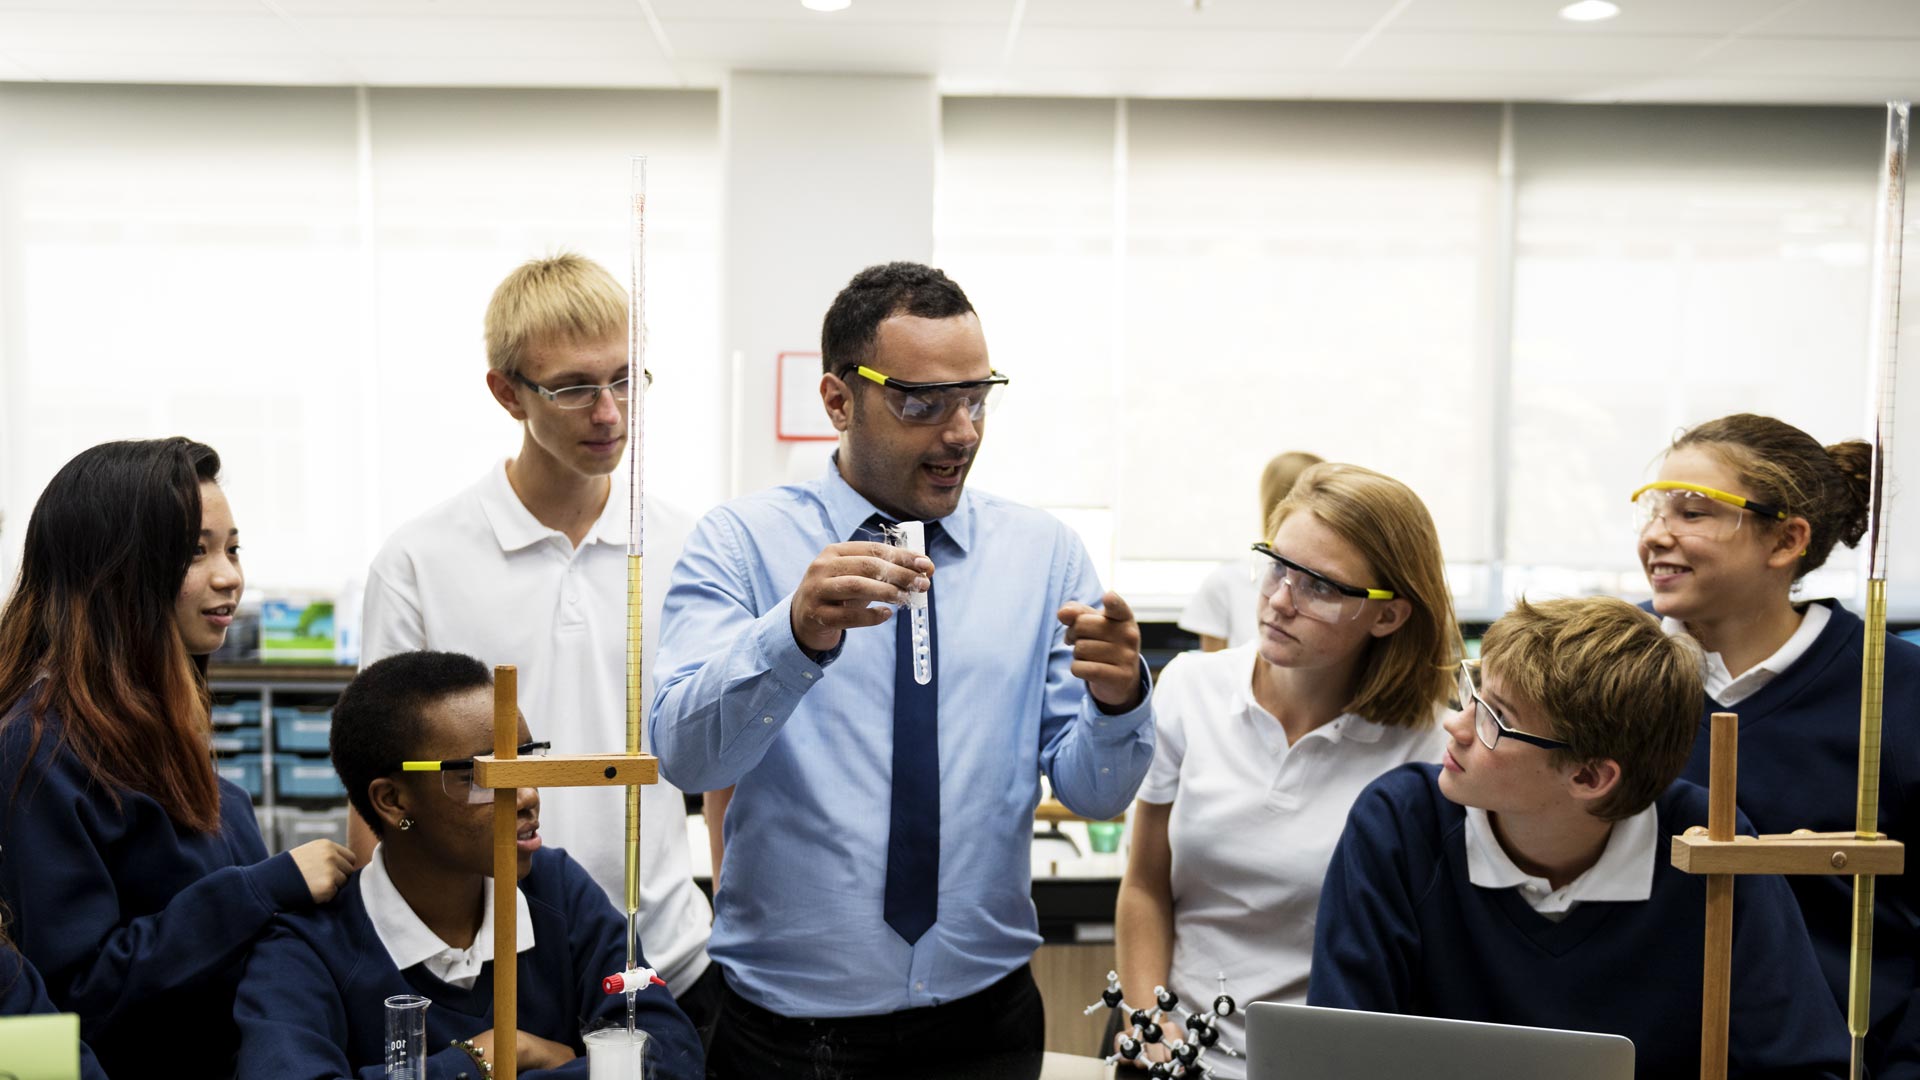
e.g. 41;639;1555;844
584;1026;650;1080
384;994;430;1079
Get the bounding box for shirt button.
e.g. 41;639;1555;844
802;672;815;680
915;981;925;991
1101;767;1111;775
762;716;774;724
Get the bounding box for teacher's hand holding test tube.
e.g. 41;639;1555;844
788;541;933;654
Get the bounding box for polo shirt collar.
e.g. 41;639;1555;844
1234;648;1386;747
1464;802;1656;904
359;844;536;978
477;459;629;554
821;455;974;554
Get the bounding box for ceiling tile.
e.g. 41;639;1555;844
296;15;658;60
1023;0;1396;32
1391;0;1780;35
1703;36;1920;80
0;10;307;54
352;53;681;86
1011;26;1353;72
669;19;1000;70
1348;31;1704;73
11;49;345;84
1747;0;1920;38
650;0;1008;25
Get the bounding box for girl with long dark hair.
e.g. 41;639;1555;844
0;437;353;1078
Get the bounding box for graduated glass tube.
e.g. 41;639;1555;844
885;521;933;684
384;994;429;1079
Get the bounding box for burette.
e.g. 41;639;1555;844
1849;102;1906;1080
624;156;649;1007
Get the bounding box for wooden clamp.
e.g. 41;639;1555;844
474;752;658;790
486;666;657;1080
1675;711;1906;1080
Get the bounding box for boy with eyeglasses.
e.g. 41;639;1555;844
356;253;718;1036
1308;596;1847;1078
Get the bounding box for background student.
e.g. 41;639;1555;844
1637;412;1920;1079
0;437;352;1079
1177;451;1324;652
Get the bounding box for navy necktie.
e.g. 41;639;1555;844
858;514;941;945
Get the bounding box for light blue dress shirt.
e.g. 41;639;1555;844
653;458;1155;1017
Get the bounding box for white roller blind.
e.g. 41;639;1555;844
1122;100;1502;566
1506;104;1881;604
0;84;720;596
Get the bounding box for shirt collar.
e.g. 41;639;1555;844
360;844;536;979
821;454;974;554
1233;648;1385;746
1659;600;1831;690
1464;803;1657;905
477;459;629;553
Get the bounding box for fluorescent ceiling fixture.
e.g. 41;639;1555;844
1559;1;1620;21
801;0;852;10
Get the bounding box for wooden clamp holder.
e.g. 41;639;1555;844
1675;712;1904;1080
486;665;658;1080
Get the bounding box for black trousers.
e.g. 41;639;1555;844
707;964;1047;1080
675;961;727;1050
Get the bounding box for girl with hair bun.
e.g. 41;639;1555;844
1634;412;1920;1079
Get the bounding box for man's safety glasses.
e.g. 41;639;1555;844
1629;481;1787;542
1249;542;1394;624
852;366;1009;426
400;741;551;804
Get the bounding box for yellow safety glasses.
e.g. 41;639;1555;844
1629;481;1787;542
400;741;550;804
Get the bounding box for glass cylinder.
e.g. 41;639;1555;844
384;994;430;1080
584;1027;650;1080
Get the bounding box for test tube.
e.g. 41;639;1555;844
384;994;430;1080
891;521;933;685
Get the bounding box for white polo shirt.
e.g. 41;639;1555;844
361;461;711;995
1139;645;1445;1078
1463;801;1657;922
1660;602;1830;707
360;844;535;990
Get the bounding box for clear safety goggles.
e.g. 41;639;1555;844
1250;542;1394;624
1629;481;1786;542
853;366;1009;426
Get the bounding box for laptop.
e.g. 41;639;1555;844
1244;1002;1634;1080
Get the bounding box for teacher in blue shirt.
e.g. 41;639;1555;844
654;261;1155;1079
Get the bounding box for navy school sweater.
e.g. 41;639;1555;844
1308;764;1848;1079
1675;599;1920;1080
233;845;703;1080
0;698;312;1079
0;942;107;1080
